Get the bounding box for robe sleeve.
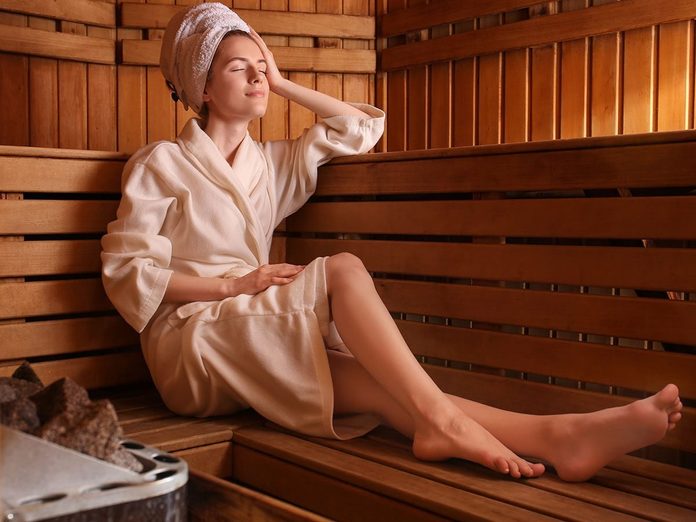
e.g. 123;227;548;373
263;101;385;225
101;159;176;333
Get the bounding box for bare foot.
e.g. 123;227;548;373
547;384;683;482
411;409;546;479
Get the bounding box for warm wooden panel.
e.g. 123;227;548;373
394;320;696;399
374;279;696;345
0;157;123;192
120;3;374;39
0;315;138;360
503;48;528;143
657;21;693;131
286;239;696;292
382;0;541;36
0;0;115;27
121;40;376;73
591;32;619;136
0;52;29;147
0;351;150;390
0;279;112;320
451;55;475;146
424;365;695;453
0;239;101;277
381;0;696;70
0;200;117;234
288;197;696;239
0;145;127;160
559;37;588;138
530;44;557;140
0;23;114;64
623;26;655;134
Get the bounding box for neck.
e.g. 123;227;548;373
202;115;250;164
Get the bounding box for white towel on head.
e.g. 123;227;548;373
160;2;251;115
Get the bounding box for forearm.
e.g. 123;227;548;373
162;271;236;303
273;78;371;120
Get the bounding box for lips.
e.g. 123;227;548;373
246;91;265;97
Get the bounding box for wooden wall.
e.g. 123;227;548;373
379;0;696;150
0;0;376;153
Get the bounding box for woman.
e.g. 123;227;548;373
101;3;682;482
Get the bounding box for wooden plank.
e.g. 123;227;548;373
622;26;655;134
0;51;29;146
381;0;696;70
187;468;331;522
657;21;693;131
291;429;679;521
477;15;502;145
590;32;619;136
0;239;101;276
286;239;696;293
451;54;476;146
28;17;58;148
120;4;374;39
174;442;235;477
121;40;376;73
424;365;695;452
503;47;528;143
0;279;112;320
373;278;696;346
86;26;117;151
0;0;115;27
392;320;696;398
0;351;150;390
233;428;558;521
146;64;175;144
406;0;428;150
0;200;117;234
608;455;696;490
0;24;114;64
0;157;122;192
429;25;451;148
530;44;557;141
288;197;696;239
0;315;137;360
0;145;127;160
382;0;543;36
591;468;696;510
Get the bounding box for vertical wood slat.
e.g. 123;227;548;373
428;23;451;148
28;16;58;148
477;15;502;145
88;24;117;151
59;21;88;149
0;12;29;147
386;0;407;151
657;20;693;131
406;0;428;150
503;10;528;144
623;26;655;133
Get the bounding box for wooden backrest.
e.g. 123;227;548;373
0;146;145;389
284;130;696;459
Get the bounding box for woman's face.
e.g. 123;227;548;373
202;34;269;121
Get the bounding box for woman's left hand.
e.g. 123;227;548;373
248;27;285;93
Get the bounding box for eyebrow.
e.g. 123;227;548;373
225;57;267;65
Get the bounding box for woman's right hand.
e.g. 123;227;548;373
231;263;305;296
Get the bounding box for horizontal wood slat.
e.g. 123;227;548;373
0;240;102;277
0;279;112;320
0;145;128;161
0;316;137;360
0;24;115;65
0;157;123;193
381;0;696;70
233;428;559;521
0;200;117;234
121;40;376;73
0;0;115;27
424;364;695;453
288;197;696;239
381;0;540;37
316;141;696;194
120;3;374;39
286;239;696;292
394;320;696;399
0;351;149;390
374;279;696;346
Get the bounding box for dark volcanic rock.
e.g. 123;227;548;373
30;377;90;424
12;361;44;387
0;377;42;400
0;396;40;432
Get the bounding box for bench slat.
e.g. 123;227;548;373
233;427;562;521
289;197;696;239
0;279;112;320
424;364;695;453
289;426;692;522
0;156;123;193
590;469;696;510
608;455;696;490
376;279;696;346
0;239;102;277
316;141;696;195
0;352;149;390
287;238;696;292
0;316;137;360
396;320;696;399
0;200;117;234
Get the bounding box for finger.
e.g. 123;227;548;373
270;277;295;285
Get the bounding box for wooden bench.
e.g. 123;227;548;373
1;130;695;520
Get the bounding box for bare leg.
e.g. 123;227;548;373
324;253;683;481
325;253;543;478
327;349;683;482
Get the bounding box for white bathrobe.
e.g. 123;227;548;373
101;102;385;440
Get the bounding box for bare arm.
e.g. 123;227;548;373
162;264;305;303
248;28;371;120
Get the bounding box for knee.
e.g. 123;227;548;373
326;252;369;292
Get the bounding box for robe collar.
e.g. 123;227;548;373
176;117;269;265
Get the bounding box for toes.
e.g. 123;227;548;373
531;462;546;476
494;456;510;475
669;412;682;424
508;460;521;479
